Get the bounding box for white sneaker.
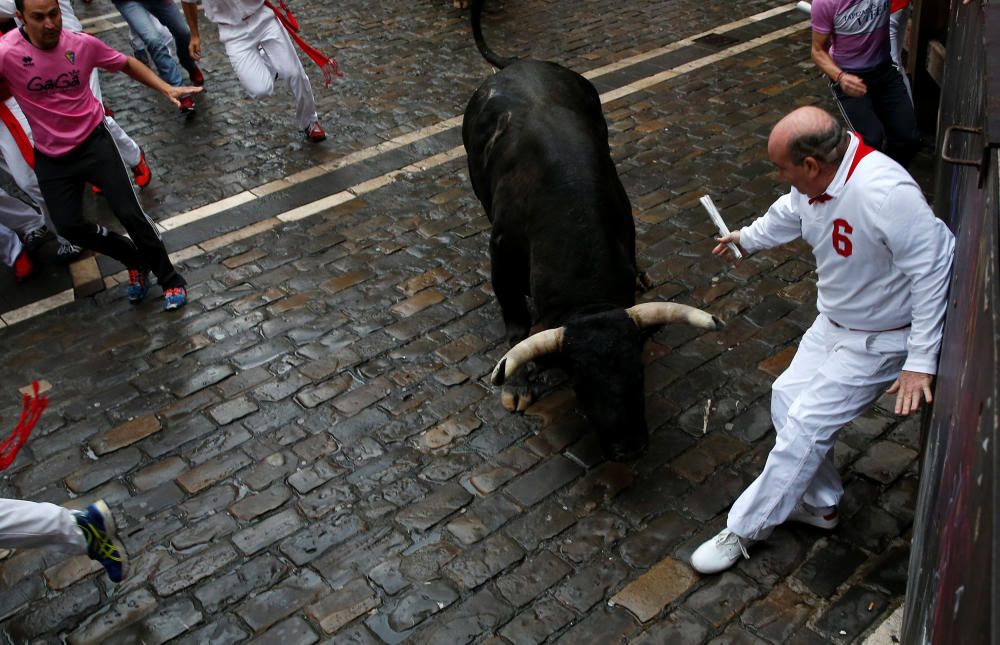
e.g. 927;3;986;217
690;529;751;574
787;502;839;530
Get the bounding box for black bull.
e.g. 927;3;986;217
462;0;722;461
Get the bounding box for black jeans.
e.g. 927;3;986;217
34;124;184;289
833;61;920;169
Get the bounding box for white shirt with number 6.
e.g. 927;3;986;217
739;132;955;376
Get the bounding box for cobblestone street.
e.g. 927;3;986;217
0;0;921;643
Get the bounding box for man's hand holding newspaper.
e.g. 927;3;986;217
700;195;747;262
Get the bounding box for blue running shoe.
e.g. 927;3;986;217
163;286;188;311
126;268;149;304
74;500;128;583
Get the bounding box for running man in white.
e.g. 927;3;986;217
691;106;955;574
0;498;128;582
181;0;326;142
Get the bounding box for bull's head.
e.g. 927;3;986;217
491;303;723;462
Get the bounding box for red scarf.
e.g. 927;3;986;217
0;381;48;470
264;0;343;86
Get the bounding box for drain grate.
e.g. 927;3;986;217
693;32;741;48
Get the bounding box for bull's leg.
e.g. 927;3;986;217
490;243;536;412
489;241;531;345
494;274;535;412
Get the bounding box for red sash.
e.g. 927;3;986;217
0;102;34;169
264;0;343;86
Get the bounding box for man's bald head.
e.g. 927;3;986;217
769;106;848;168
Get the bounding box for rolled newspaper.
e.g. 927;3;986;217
700;195;744;261
795;1;812;14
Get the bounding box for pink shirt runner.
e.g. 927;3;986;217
812;0;891;73
0;28;126;156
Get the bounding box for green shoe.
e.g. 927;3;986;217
74;500;128;583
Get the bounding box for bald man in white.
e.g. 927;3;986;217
691;107;955;574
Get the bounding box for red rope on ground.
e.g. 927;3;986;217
0;381;48;470
264;0;343;86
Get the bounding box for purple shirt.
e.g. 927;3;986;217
0;29;126;156
812;0;891;73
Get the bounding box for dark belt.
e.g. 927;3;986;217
828;318;911;333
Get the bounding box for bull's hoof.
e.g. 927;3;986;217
501;385;534;413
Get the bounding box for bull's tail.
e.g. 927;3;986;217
471;0;516;69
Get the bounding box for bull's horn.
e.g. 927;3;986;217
491;328;565;386
626;302;724;331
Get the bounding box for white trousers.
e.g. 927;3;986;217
0;219;25;266
727;314;909;541
218;5;319;131
0;181;48;265
0;499;86;553
889;7;913;102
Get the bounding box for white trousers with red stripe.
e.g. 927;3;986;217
727;314;909;541
217;5;319;131
0;498;86;552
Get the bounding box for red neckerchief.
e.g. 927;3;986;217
809;134;875;205
263;0;343;86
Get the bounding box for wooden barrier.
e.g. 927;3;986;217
902;2;999;642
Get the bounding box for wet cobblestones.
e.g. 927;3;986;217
0;0;928;642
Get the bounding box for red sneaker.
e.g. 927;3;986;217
304;121;326;143
189;66;205;87
14;249;35;282
179;95;195;113
133;151;152;188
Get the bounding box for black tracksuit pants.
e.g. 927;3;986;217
833;60;921;169
34;123;184;289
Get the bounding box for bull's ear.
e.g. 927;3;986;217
491;358;508;386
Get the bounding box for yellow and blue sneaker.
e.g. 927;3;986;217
74;500;128;583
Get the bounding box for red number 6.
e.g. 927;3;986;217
832;219;853;257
